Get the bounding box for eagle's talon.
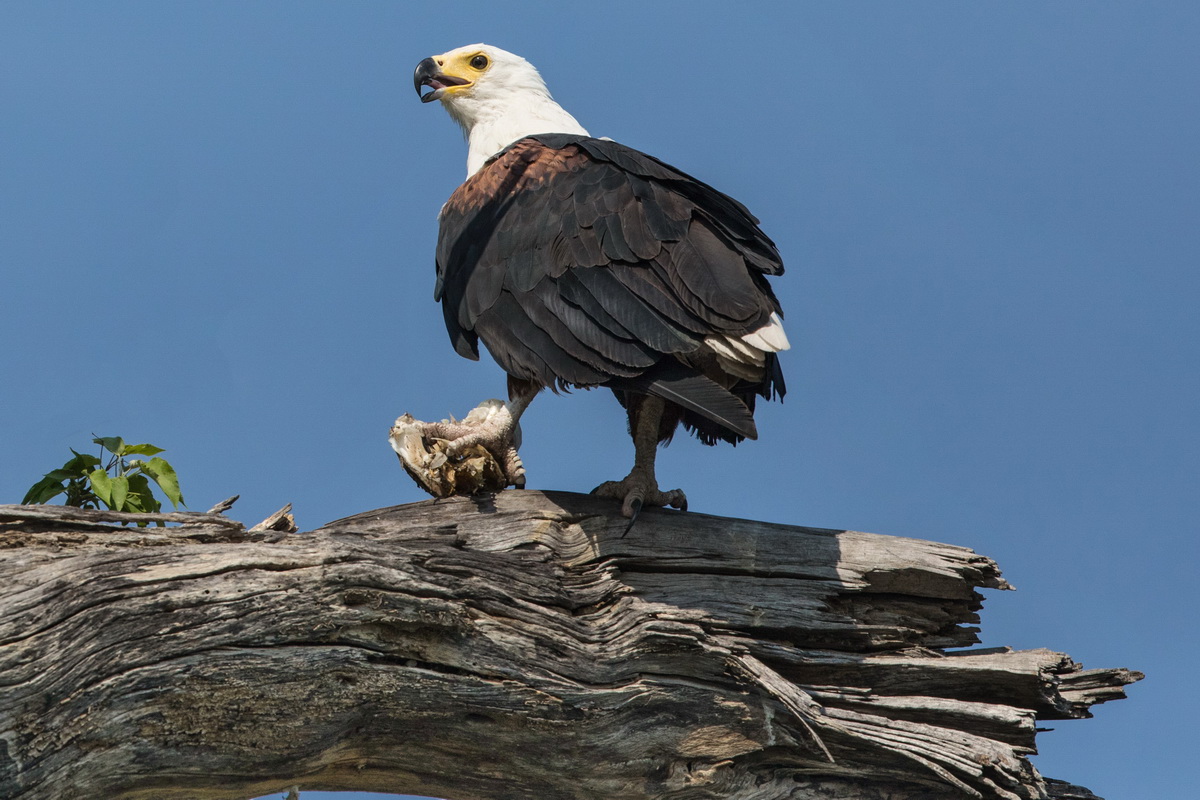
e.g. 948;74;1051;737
622;491;643;520
502;462;525;487
500;446;525;488
592;473;686;528
623;500;643;536
392;399;529;495
443;434;484;458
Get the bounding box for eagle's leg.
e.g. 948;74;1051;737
591;394;688;522
440;379;539;488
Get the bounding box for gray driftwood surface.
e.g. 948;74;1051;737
0;491;1139;800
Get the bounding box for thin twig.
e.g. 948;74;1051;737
206;495;240;514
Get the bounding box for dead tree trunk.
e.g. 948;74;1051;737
0;491;1139;800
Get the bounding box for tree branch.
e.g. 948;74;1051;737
0;491;1140;800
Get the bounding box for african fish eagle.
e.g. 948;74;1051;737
414;44;789;520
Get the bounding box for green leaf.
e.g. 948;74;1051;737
63;452;103;476
93;436;125;456
88;469;114;508
122;443;165;457
110;475;129;512
22;476;67;505
126;474;162;514
142;457;185;508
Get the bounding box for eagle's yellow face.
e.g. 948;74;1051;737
414;46;494;103
412;43;588;176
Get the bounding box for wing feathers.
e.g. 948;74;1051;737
435;134;785;442
516;283;655;376
570;268;698;354
478;293;607;387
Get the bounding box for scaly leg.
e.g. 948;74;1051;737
436;385;537;487
591;395;688;525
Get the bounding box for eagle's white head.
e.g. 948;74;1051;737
415;44;590;177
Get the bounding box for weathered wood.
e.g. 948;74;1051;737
205;496;241;515
249;503;298;533
0;491;1139;800
0;503;244;529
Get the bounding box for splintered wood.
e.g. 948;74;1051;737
0;491;1140;800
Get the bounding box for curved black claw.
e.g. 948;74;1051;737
592;476;686;534
621;496;644;537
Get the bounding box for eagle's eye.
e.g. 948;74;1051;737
469;54;489;70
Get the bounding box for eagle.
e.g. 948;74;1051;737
414;44;789;520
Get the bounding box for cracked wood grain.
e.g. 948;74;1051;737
0;491;1139;800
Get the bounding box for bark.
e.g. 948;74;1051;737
0;491;1140;800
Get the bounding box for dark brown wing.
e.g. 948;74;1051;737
435;134;785;442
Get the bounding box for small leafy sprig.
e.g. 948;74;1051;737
23;436;185;521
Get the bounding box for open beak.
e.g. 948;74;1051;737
414;57;471;104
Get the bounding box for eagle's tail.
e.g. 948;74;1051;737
608;364;758;443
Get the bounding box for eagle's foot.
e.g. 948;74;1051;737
591;470;687;524
390;399;524;497
499;444;525;488
440;404;524;487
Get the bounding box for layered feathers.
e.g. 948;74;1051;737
435;134;786;445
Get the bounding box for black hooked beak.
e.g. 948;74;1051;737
414;57;470;104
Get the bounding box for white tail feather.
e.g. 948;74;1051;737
741;312;790;352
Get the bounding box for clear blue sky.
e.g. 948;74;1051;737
2;2;1196;798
